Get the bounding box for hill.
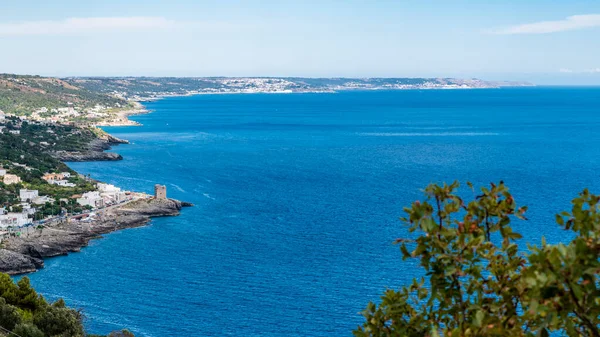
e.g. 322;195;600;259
0;74;126;116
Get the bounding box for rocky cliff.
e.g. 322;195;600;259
52;135;129;162
0;198;191;275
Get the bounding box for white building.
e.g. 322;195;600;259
61;172;71;178
19;189;39;201
77;191;105;208
98;183;127;204
3;174;21;185
32;195;55;205
49;180;76;187
0;168;6;176
97;183;120;193
0;213;30;228
8;130;20;135
20;203;36;215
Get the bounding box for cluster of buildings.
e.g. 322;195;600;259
18;189;54;205
0;111;22;135
0;211;29;228
74;183;129;209
42;172;75;187
0;181;136;229
27;104;111;125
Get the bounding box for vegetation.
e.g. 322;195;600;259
355;181;600;337
0;116;99;216
0;274;133;336
0;74;124;116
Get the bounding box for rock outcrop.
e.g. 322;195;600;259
0;249;43;275
116;198;184;217
51;136;129;162
53;150;123;162
0;198;190;275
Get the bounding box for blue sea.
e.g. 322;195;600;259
21;88;600;336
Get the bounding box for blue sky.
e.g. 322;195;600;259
1;0;600;84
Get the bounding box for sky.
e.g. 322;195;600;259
1;0;600;84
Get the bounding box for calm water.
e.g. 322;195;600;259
21;88;600;336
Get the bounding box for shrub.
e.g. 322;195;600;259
355;182;600;337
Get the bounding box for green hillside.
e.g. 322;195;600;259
0;74;125;116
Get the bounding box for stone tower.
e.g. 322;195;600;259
154;184;167;200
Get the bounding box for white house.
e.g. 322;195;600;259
97;183;127;204
3;174;21;185
61;172;71;178
8;130;20;135
0;168;6;176
19;189;39;201
49;180;76;187
0;213;30;228
20;203;36;215
77;191;104;208
32;195;55;205
97;183;121;193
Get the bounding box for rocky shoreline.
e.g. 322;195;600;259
0;198;191;275
52;134;129;162
1;118;193;275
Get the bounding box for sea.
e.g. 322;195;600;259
19;88;600;336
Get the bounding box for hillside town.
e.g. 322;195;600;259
67;76;534;102
1;161;161;232
0;168;164;240
0;107;169;241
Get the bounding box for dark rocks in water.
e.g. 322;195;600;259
181;201;194;207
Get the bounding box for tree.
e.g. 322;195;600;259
0;298;22;331
11;323;44;337
33;304;84;337
108;329;136;337
16;277;43;310
354;181;600;337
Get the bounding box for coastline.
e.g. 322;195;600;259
1;107;192;275
115;83;535;124
94;101;149;127
1;198;188;275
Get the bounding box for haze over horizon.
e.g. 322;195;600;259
1;0;600;85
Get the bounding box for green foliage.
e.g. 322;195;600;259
16;277;44;310
0;298;22;330
0;74;124;115
108;330;136;337
355;181;600;337
0;273;86;336
33;303;85;337
12;323;44;337
0;117;99;211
